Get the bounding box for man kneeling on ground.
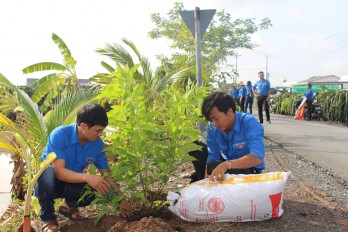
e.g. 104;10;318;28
190;91;265;182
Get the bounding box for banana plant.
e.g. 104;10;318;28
22;33;80;113
22;152;57;232
0;73;97;225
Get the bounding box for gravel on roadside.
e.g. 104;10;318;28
167;137;348;232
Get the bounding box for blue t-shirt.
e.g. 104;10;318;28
303;89;313;101
41;123;108;173
238;86;246;97
253;79;271;96
246;86;254;97
231;88;239;98
206;112;265;169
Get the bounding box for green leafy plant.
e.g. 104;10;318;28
92;63;209;218
0;72;97;228
22;33;81;113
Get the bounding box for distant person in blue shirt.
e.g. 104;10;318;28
253;71;271;124
303;83;314;120
35;104;133;232
189;91;265;182
238;81;246;112
230;85;239;104
244;80;254;114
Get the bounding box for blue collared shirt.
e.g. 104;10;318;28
253;79;271;96
231;88;239;98
206;112;265;169
246;86;254;97
238;86;246;97
41;123;108;173
303;89;313;101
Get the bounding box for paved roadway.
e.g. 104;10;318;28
260;112;348;182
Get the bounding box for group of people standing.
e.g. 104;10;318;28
231;71;271;124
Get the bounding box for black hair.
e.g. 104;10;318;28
76;104;108;128
201;91;236;121
246;80;251;86
307;83;312;88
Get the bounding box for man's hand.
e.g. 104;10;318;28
85;175;110;195
208;162;228;182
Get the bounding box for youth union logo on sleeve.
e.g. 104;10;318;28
234;142;245;149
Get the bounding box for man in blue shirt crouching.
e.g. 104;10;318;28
190;91;265;182
35;104;133;232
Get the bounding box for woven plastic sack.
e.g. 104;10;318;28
167;172;289;222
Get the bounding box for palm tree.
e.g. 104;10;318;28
92;38;192;105
22;33;81;113
0;72;96;200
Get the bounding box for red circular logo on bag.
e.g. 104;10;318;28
208;198;225;214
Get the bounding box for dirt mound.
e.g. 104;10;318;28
108;216;173;232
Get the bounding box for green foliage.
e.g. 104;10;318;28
148;2;272;83
0;72;96;225
315;89;348;123
272;89;348;124
94;64;209;213
93;38;193;102
22;33;80;113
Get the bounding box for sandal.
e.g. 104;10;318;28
42;220;61;232
58;205;87;221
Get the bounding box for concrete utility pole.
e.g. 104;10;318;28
194;7;202;86
235;53;238;84
179;7;216;137
266;54;269;80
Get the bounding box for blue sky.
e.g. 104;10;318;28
0;0;347;87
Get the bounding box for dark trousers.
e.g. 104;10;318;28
257;96;270;123
34;166;96;222
239;97;245;112
306;99;313;120
188;142;262;182
244;96;253;114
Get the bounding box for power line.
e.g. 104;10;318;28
271;26;348;66
272;40;348;75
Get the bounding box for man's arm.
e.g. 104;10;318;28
205;124;222;178
208;154;262;181
53;159;110;195
225;154;262;169
267;81;271;101
252;84;258;97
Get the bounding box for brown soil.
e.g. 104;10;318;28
55;138;348;232
6;138;348;232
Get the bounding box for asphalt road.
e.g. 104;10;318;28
259;112;348;182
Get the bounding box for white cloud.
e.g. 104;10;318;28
288;7;305;22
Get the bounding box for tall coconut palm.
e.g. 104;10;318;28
0;72;96;200
22;33;80;113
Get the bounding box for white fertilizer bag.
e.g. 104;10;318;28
168;172;289;222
